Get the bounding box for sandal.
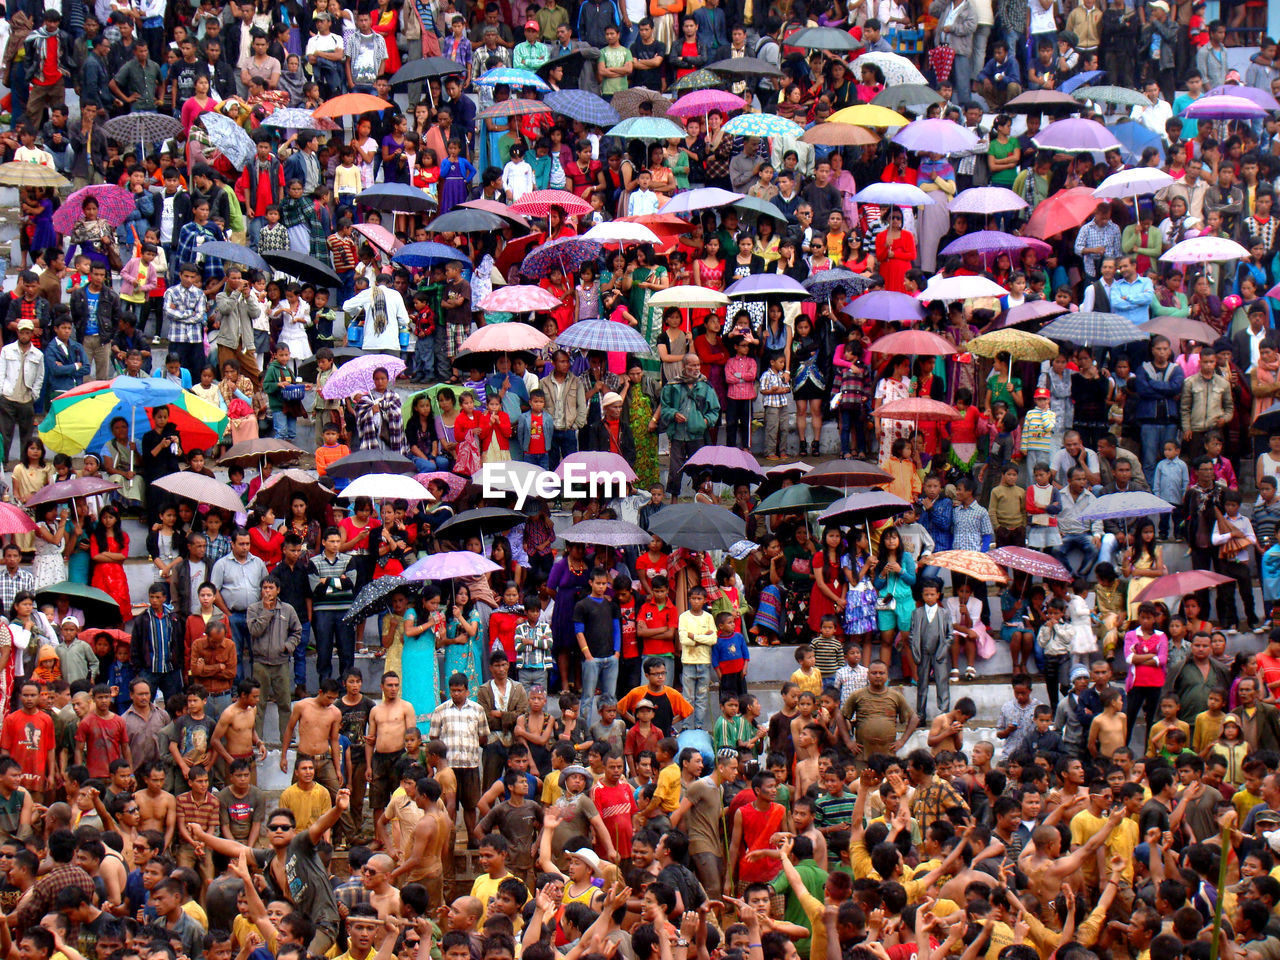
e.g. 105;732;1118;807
965;667;977;681
949;668;960;682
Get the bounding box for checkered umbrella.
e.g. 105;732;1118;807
52;185;135;235
520;236;603;278
555;319;654;354
544;90;620;126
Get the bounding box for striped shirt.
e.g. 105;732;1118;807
142;609;174;674
328;234;358;273
815;789;857;829
163;284;207;344
1022;407;1056;456
176;790;220;836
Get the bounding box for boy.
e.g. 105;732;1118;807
573;568;621;731
793;722;823;798
311;349;343;447
614;576;642;694
1147;694;1190;758
790;644;822;697
1214;488;1260;632
587;699;626;760
626;167;657;216
759;352;790;460
1193;687;1227;756
811;614;843;681
470;833;522;925
711;611;749;698
263;343;297;441
314;423;350;480
677;587;716;730
1204;432;1238;490
175;764;219;886
514;594;553;690
256;206;288;253
832;642;867;708
712;693;747;754
624;699;662;775
474;774;539;882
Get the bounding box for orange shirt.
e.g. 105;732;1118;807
314;442;350;477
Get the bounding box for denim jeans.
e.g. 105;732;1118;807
580;654;619;729
313;608;355;682
1055;533;1099;578
272;410;297;440
293;622;311;689
412;341;434;381
518;667;549;690
205;692;233;719
411;454;451;473
550;428;578;469
682;662;711;730
140;668;182;701
228;611;252;682
1140;423;1179;489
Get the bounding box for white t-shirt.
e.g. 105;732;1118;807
305;33;344;58
623;0;645;24
1028;0;1056;34
355;136;378;189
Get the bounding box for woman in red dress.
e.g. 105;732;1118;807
248;509;284;567
89;506;132;623
371;0;401;76
875;208;917;293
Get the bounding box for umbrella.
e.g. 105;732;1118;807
459;323;550;353
26;476;118;508
338;473;434;501
800;123;880;146
988;546;1073;581
605;117;686;140
1033;118;1120;152
662;187;745;216
544;89;620;126
555;450;637;484
610;87;671;119
949;186;1028;215
668;89;749;119
0;161;69;187
1207;84;1280;109
1006;89;1080;111
870;329;956;355
473;67;550;91
646;503;746;551
871;85;944;111
844;290;925;323
326;448;417;479
556;319;655;354
1093;167;1176;200
343;576;420;624
219;438;307;468
427;208;509;233
1039;311;1145;347
510;189;592;218
733;195;791;224
756;461;813;496
390;56;466;86
917;275;1008;301
724;274;809;300
152;472;246;513
393;241;469;268
258;107;340;131
434;507;528;540
414;471;468;502
800;460;892;488
873;398;961;422
477;98;553;121
680;445;764;485
298;346;366;381
851;52;926;86
263;250;341;287
536;48;594;88
561;518;654;548
0;503;34;535
102;111;182;148
478;460;555;496
1109;121;1166;164
753;484;841;517
314;93;394;118
251;468;336;517
1182;95;1268;120
802;268;872;300
353;223;403;256
582;221;662;246
924;550;1009;583
940;231;1037;257
459;199;532;228
1079;490;1174;522
1161;236;1251;263
477;285;563;312
197;241;270;272
200;112;256;168
1004;300;1068;326
648;286;729;309
1133;570;1232;603
1059;69;1104;94
52;185;134;235
36;582;123;626
320;354;408;399
671;68;722;91
356;182;436;214
818;489;911;525
707;57;784;78
786;25;861;49
723;113;805;138
965;329;1059;361
1024;186;1101;239
402;550;502;580
521;236;604;278
1071;85;1149;109
618;213;696;241
1140;316;1220;344
853;182;932;206
892;118;979;154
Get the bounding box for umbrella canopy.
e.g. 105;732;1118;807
707;56;784;77
0;503;34;535
262;251;341;287
473;67;550;91
756;461;813;496
560;519;653;548
326;448;417;479
1005;300;1068;326
681;445;764;485
671;68;721;91
618;213;696;240
428;208;512;234
723;113;805;138
402;551;502;580
478;98;554;121
818;489;911;525
668;89;749;119
871;85;944;111
0;161;69;187
606;117;685;140
198;241;270;272
36;582;123;626
1093;167;1176;199
800;123;880;146
1079;490;1174;521
648;285;730;309
556;319;655;354
458;199;532;228
892;118;979;154
555;451;638;484
1140;316;1221;344
1024;186;1102;239
338;473;433;501
1033;118;1120;152
988;546;1072;581
786;25;861;49
662;187;745;216
1039;311;1145;347
610;87;671;118
26;476;118;507
353;223;403;256
356;182;436;213
1207;84;1280;109
200;112;256;168
219;438;306;468
844;290;925;323
800;460;892;488
1161;235;1251;263
873;398;961;422
917;275;1009;301
647;503;746;551
251;468;336;517
870;329;956;355
1006;89;1080;111
414;472;468;502
940;231;1036;257
1182;95;1269;119
343;576;420;624
723;274;809;300
39;377;227;456
314;93;394;117
477;285;563;313
544;89;620;126
459;323;550;353
521;236;604;278
434;507;528;540
52;185;135;234
1059;70;1104;94
1071;85;1149;108
1133;570;1233;602
853;182;932;206
389;56;469;84
949;186;1028;215
510;189;592;218
582;221;662;246
258;107;340;131
319;354;408;399
753;484;841;517
924;550;1009;583
851;52;926;86
828;104;910;128
1109;120;1166;164
478;460;554;495
152;472;245;513
733;195;791;224
297;346;366;381
966;329;1059;360
393;241;467;268
802;268;872;300
102;111;181;146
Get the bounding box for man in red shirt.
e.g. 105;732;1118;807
635;576;678;659
590;750;637;860
74;684;132;778
235;136;285;247
0;682;55;802
23;10;68;133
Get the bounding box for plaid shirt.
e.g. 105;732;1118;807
514;620;553;670
0;569;34;612
205;534;232;567
1073;219;1122;278
911;775;970;830
173;220;226;284
427;697;487;769
163;284;208;344
951;500;993;551
759;369;790;407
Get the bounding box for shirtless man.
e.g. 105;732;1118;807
133;761;176;852
793;724;822;799
73;831;126;915
388;778;440;894
366;672;417;850
927;701;976;755
360;853;403;918
212;679;267;784
282;678;343;797
108;793;142;870
1018;806;1124;913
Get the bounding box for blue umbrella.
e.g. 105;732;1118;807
1039;311;1146;347
200;112;256;168
356;182;436;213
556;319;655;354
606;117;686;140
1059;69;1104;94
393;241;468;268
197;242;270;273
521;236;603;278
1108;120;1166;164
473;67;550;92
544;89;620;127
1079;491;1173;522
723;113;805;138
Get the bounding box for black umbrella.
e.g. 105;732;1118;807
326;448;418;480
818;490;912;526
251;468;336;517
646;503;746;552
1253;408;1280;439
343;576;420;624
263;250;342;288
427;208;509;233
707;57;783;78
536;50;592;90
871;85;945;111
434;507;528;540
199;242;271;273
297;346;367;381
389;57;465;86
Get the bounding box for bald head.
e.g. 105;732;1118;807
451;896;483;929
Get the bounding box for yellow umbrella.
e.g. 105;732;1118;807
923;550;1009;583
827;104;909;128
965;329;1059;361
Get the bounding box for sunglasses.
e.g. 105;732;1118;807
267;823;292;832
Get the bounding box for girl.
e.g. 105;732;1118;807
872;526;917;680
790;316;826;457
752;535;787;646
1001;573;1035;676
1067;578;1097;669
148;504;187;580
12;440;52;554
31;503;67;590
841;529;877;664
438;139;477;215
1211;713;1249;787
808;525;847;637
247;508;283;568
834;328;869;460
402;586;444;722
443;584;485;695
1123;518;1166;621
90;506;131;623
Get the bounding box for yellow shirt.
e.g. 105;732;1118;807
1146;718;1190;757
790;667;822;696
1234;787;1263;822
1194;711;1226;755
541;769;562;805
1107;817;1139;883
471;871;521;925
233;915;278;954
653;762;682;814
279;783;332;832
334;164;362;198
1069;809;1108;887
181;900;209;930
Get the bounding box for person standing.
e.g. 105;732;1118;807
428;674;487;844
1135;335;1186;484
0;320;44;466
68;262;120;380
211;530;269;684
129;582;184;700
308;527;358;684
659;355;720;498
247;576;301;741
213;268;263;391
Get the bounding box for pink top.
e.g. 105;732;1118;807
1123;628;1168;690
724;355;757;400
181;97;218;134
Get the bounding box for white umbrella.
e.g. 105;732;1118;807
337;473;435;501
478;460;556;495
852;52;927;86
649;286;730;309
662;187;745;216
1093;167;1176;221
582;221;662;246
917;275;1009;301
1160;235;1251;264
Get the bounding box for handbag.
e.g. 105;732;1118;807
876;594;896;612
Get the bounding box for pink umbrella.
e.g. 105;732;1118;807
415;472;468;501
319;354;407;399
52;184;135;235
667;89;750;119
353;223;403;256
1161;235;1251;264
1140;316;1220;344
1134;570;1233;602
554;450;638;484
0;503;35;534
1269;283;1280;299
459;322;551;353
949;186;1028;215
891;118;980;154
510;189;592;218
870;329;957;355
1002;300;1067;327
988;546;1072;581
872;398;961;421
478;285;564;313
1181;94;1269;119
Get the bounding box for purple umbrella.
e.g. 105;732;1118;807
667;89;749;119
26;476;118;507
1001;300;1067;327
949;186;1028;215
1207;84;1280;110
843;290;925;324
561;518;653;548
723;274;809;300
555;451;638;484
1182;94;1269;119
819;489;912;526
940;231;1035;257
1033;118;1120;152
680;444;765;485
891;118;979;154
521;236;604;279
402;551;502;581
319;354;407;399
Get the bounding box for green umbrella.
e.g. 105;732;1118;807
606;117;687;140
753;484;841;517
734;195;790;224
1072;85;1150;109
671;69;720;92
36;582;123;625
414;383;479;422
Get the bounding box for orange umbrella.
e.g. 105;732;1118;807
923;550;1009;583
313;93;394;118
872;398;961;421
1023;186;1100;240
618;213;697;240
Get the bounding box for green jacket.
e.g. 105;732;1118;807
659;376;720;441
263;360;290;412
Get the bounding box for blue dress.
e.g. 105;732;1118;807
442;609;485;696
402;607;442;731
438;157;477;215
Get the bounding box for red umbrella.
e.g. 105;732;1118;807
510;189;592;218
872;398;960;421
353;222;403;256
496;233;544;276
314;93;394;118
1023;186;1100;240
617;214;697;241
1134;570;1233;602
869;329;957;355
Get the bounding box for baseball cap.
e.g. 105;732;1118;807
16;319;34;332
525;18;539;29
1034;387;1051;399
635;699;656;712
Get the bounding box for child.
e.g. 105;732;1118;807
334;147;361;216
908;577;953;719
314;423;350;481
1036;598;1074;713
515;685;554;775
790;644;823;696
1210;713;1247;786
812;614;844;682
946;580;989;683
1204;431;1238;490
555;693;588;763
1066;578;1097;669
832;642;867;707
759;352;790;461
410;291;436;383
1147;693;1190;758
711;564;744;635
1215;489;1260;632
711;611;749;698
516;390;552;468
1024;462;1062;550
1093;562;1126;658
500;142;535;203
1160;727;1192;762
624;699;662;776
588;698;626;759
1087;687;1128;759
723;337;757;450
678;587;716;729
1021;387;1057;484
712;692;746;753
256;206;289;253
626;168;658;216
262;343;298;441
1193;687;1227;757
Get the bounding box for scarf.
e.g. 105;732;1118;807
371;285;389;336
1255;355;1280;421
